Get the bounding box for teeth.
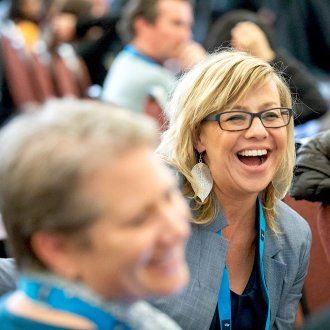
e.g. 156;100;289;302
238;149;267;157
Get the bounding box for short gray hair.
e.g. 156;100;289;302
0;98;158;271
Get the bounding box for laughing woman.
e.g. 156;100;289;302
153;50;311;329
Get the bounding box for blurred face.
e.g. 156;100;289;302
196;81;288;200
146;0;193;60
51;13;77;43
21;0;42;21
91;0;109;17
69;146;190;301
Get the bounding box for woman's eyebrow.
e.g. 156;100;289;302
232;102;279;111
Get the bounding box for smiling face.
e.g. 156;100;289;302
196;80;288;200
66;145;190;301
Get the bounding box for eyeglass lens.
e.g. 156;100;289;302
220;108;291;130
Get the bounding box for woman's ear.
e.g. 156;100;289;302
192;128;206;153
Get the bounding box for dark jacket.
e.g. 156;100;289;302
290;130;330;203
273;49;328;125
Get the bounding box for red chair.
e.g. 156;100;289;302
317;204;330;264
0;35;37;108
283;196;330;314
52;51;91;98
144;95;168;132
29;52;57;102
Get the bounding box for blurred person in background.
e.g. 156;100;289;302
101;0;206;114
7;0;43;50
50;0;121;87
0;99;190;329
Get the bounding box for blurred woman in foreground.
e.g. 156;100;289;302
0;99;190;329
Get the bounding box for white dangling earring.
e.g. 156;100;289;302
191;153;213;202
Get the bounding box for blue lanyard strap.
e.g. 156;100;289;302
258;201;271;330
217;199;271;330
19;276;130;330
218;266;231;329
123;45;160;65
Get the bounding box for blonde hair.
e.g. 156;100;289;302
158;50;295;232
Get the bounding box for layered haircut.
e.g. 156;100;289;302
158;50;295;232
0;99;157;271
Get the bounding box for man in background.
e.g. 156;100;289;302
101;0;205;113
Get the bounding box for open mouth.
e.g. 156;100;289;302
237;149;269;166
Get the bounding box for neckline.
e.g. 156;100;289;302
124;45;161;66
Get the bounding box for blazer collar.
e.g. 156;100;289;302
192;198;228;233
194;196;284;257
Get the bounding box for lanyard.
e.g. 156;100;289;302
217;199;271;330
19;276;130;330
123;45;160;65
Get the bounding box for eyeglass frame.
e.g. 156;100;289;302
202;107;293;131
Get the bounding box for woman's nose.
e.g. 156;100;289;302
244;117;269;139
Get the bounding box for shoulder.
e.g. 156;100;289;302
274;200;311;252
106;53;175;89
275;200;310;233
0;258;17;296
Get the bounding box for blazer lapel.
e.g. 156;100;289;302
264;230;286;327
197;201;229;292
179;200;230;328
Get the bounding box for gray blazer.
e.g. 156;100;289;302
153;200;312;330
0;258;16;296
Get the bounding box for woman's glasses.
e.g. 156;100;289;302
203;108;293;131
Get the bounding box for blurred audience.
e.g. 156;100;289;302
7;0;45;51
0;0;93;126
264;0;330;76
0;98;190;329
101;0;206;114
50;0;121;86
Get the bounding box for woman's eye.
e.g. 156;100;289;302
225;114;246;122
263;112;280;120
